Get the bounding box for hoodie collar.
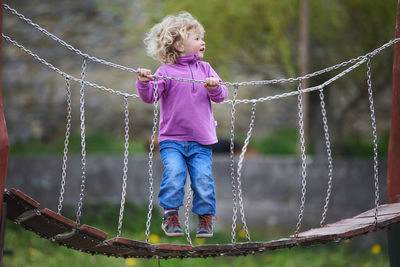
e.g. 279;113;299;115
176;54;201;65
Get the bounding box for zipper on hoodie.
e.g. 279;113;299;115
189;56;196;93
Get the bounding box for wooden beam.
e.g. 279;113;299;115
387;2;400;267
0;0;9;215
388;0;400;204
0;0;10;265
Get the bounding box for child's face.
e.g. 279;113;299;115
179;28;206;58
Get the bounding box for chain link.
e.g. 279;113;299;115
3;4;139;74
366;58;380;227
76;58;88;226
229;85;239;244
4;3;400;88
294;81;308;238
145;79;159;243
235;102;257;242
230;56;371;104
57;77;72;215
3;32;400;105
319;88;334;227
1;34;138;98
117;96;130;237
184;188;193;246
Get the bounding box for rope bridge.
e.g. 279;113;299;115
3;3;400;259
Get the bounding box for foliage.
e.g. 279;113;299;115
150;0;299;78
249;127;389;157
341;131;390;158
10;131;147;155
9;127;390;158
143;0;397;80
251;128;298;155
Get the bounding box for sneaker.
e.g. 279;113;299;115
196;214;217;238
161;210;184;237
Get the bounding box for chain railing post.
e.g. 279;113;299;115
387;1;400;266
294;81;308;239
145;78;159;243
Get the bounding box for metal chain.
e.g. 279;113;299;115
294;81;308;238
57;77;72;215
1;29;361;104
229;85;239;244
366;58;380;227
319;88;334;227
4;4;400;87
3;4;138;74
235;102;257;242
229;56;371;104
117;96;130;237
1;34;138;98
145;79;159;243
76;58;88;226
184;188;193;246
3;33;400;105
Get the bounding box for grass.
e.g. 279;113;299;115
3;202;390;267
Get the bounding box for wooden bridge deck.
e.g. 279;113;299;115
4;188;400;259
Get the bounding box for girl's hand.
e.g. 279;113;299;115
137;68;153;82
204;77;220;90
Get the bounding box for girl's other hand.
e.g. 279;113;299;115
137;68;153;82
204;77;220;90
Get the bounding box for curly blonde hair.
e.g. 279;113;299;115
144;12;205;64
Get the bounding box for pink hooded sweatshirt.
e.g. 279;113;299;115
136;54;228;145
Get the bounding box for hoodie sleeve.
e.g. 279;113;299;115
136;67;168;104
206;63;229;103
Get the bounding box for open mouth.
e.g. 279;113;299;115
200;47;205;52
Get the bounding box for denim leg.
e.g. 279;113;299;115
186;143;216;215
158;146;187;210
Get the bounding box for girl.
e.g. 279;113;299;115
136;12;228;238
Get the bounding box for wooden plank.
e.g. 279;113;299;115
224;242;267;256
150;242;270;258
3;189;399;258
91;237;151;257
355;203;400;218
3;188;40;220
298;203;400;236
264;237;298;250
19;208;76;238
194;242;263;257
112;238;152;258
152;243;197;258
79;225;107;240
55;224;107;251
298;223;374;238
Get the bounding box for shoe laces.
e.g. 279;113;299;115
199;215;217;228
165;214;181;227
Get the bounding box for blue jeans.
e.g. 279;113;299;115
158;140;216;215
